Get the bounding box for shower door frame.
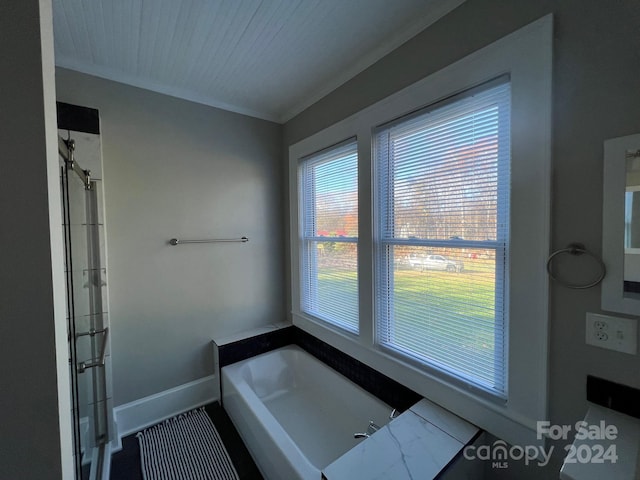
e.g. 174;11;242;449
60;136;111;480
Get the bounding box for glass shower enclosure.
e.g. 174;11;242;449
59;134;113;480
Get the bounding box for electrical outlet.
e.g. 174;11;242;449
594;330;609;342
593;320;608;331
585;313;638;354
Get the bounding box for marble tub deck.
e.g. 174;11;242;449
322;399;479;480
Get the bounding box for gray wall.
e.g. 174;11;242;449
56;69;285;405
284;0;640;464
0;0;72;478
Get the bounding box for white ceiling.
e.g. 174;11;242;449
53;0;463;123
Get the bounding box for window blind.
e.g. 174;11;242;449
299;139;359;333
375;80;510;395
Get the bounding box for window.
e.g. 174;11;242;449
289;15;551;447
299;140;359;333
375;80;510;396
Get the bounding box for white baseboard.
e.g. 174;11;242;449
113;375;218;444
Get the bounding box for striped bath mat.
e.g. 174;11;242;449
136;407;239;480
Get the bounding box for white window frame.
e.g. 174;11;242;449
298;139;360;333
374;79;512;398
289;15;552;447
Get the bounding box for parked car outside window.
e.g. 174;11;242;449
407;254;464;272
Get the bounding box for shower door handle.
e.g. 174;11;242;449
76;327;109;373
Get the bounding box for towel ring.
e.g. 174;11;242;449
546;243;606;289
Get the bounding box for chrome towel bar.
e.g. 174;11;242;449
169;236;248;246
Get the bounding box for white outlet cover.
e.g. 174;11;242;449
586;313;638;355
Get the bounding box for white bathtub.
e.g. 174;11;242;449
221;345;391;480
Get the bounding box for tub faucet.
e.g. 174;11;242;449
354;420;381;439
368;421;381;433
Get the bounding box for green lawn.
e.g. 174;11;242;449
316;263;501;387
